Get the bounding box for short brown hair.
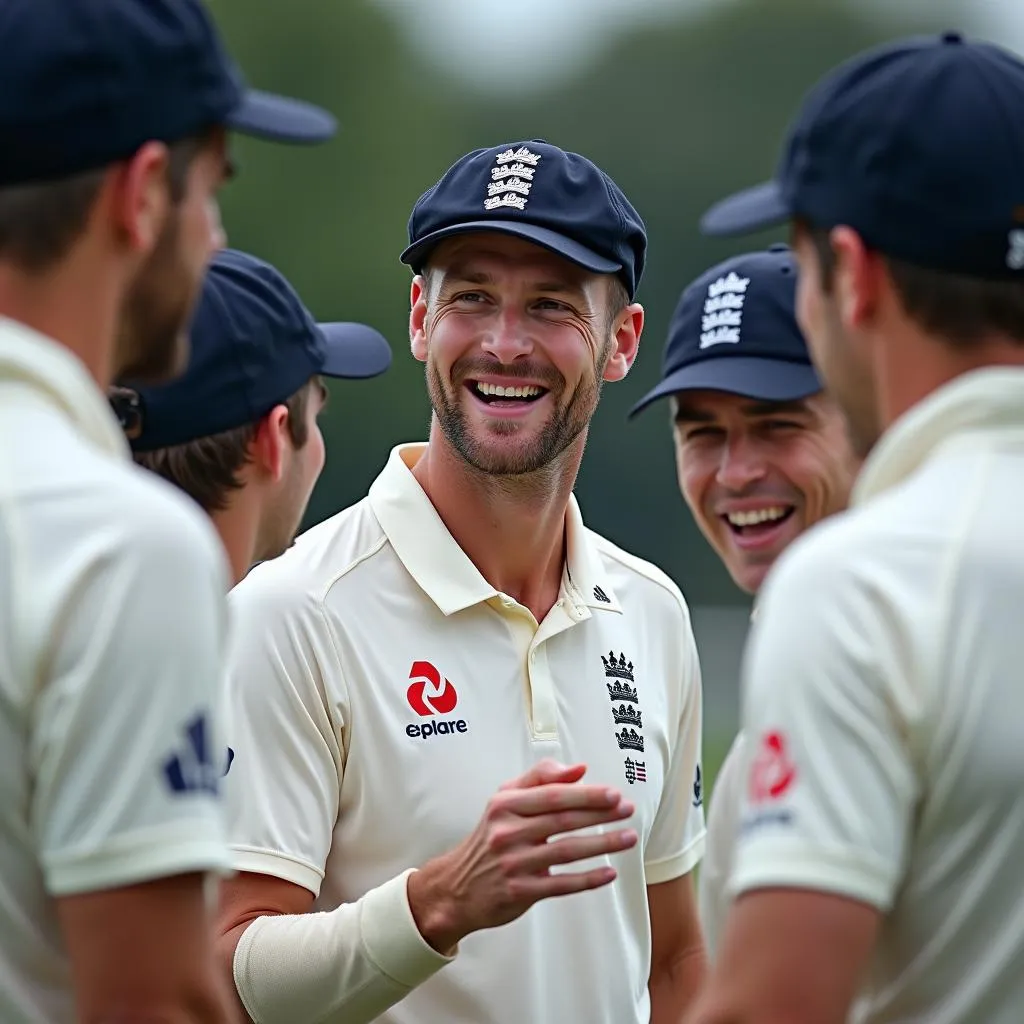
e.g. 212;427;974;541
133;377;317;514
799;220;1024;348
0;132;210;274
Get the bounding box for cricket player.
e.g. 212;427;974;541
688;33;1024;1023
117;247;391;586
216;140;707;1024
629;244;858;956
0;2;334;1021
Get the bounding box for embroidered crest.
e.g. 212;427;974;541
700;271;750;349
484;146;541;211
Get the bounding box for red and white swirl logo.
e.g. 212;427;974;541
405;661;467;740
748;729;797;804
407;660;458;715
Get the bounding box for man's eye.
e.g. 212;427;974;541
454;292;487;303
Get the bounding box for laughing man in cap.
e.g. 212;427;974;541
214;140;708;1024
630;244;858;959
119;248;392;587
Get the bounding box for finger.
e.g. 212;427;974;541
500;760;586;791
507;865;619;902
515;828;638;874
493;803;635;848
497;782;625;817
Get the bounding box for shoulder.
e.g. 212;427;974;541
746;504;940;724
749;513;880;672
229;495;385;621
9;438;226;587
588;528;693;627
758;494;942;634
104;464;228;582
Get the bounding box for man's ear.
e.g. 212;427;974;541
107;141;173;256
250;405;290;483
410;274;429;363
830;226;882;332
603;303;644;382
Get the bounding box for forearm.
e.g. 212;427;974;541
230;870;454;1024
650;944;708;1024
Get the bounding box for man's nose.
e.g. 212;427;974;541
480;306;534;363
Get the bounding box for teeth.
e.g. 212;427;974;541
726;506;789;527
475;382;543;399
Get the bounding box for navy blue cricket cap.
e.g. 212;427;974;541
700;33;1024;280
119;249;392;452
0;0;336;187
400;140;647;299
629;245;819;418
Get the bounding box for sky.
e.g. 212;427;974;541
373;0;1024;92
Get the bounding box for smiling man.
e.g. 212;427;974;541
630;244;858;955
214;140;707;1024
687;32;1024;1024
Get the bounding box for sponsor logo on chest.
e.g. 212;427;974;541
404;659;470;740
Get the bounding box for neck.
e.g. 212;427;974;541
210;499;262;588
0;251;122;389
877;328;1024;430
411;420;585;622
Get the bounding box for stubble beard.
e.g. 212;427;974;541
115;209;197;385
426;358;604;477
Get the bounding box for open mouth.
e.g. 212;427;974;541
722;505;795;538
466;380;550;408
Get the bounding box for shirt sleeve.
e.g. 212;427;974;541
644;604;706;885
222;565;345;897
729;533;919;910
698;733;747;958
32;500;230;896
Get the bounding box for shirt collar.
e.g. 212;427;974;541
368;442;623;617
0;316;129;459
853;366;1024;506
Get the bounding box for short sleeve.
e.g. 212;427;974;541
729;534;918;910
645;611;706;884
222;565;345;897
32;503;230;896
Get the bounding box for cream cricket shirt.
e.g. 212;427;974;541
730;367;1024;1023
0;319;230;1023
224;442;705;1024
698;731;746;959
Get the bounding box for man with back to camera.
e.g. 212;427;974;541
687;32;1024;1024
0;1;335;1020
215;140;708;1024
117;247;392;587
628;243;859;957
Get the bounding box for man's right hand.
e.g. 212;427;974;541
407;759;637;955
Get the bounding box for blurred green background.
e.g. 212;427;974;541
210;0;1009;797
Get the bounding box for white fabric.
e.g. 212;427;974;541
697;732;747;958
223;442;705;1024
233;870;455;1023
730;368;1024;1022
0;318;231;1023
